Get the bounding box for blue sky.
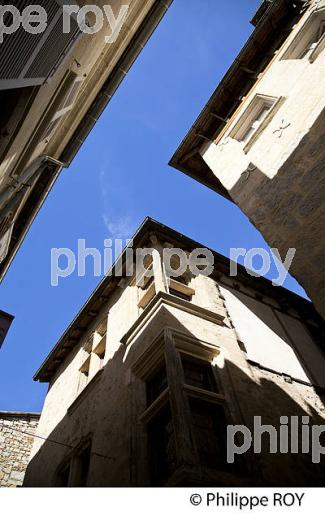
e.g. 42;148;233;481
0;0;306;412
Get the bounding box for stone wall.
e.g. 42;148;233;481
0;412;40;487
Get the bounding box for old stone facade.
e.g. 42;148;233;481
23;219;325;487
0;0;173;280
0;412;40;487
170;0;325;321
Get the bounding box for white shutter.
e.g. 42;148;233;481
0;1;81;90
219;286;311;383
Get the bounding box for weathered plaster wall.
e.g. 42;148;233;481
0;412;39;487
24;276;232;486
220;284;325;386
29;282;139;461
201;0;325;319
24;268;325;486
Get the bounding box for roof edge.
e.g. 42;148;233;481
0;0;174;282
34;217;320;383
0;411;41;418
169;0;304;198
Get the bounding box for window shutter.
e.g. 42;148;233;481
0;1;81;90
42;73;83;141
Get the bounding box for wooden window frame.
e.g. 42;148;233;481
229;94;284;152
281;8;325;62
131;328;232;485
55;437;92;487
42;72;83;141
77;317;107;394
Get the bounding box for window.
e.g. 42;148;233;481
142;272;154;291
189;398;228;470
137;259;157;310
281;9;325;62
240;104;272;143
181;353;227;470
147;404;176;485
77;444;92;487
138;279;156;309
140;357;172;485
182;353;218;392
169;287;192;301
231;95;277;145
146;363;168;406
137;332;232;485
56;463;70;487
77;318;107;394
92;325;107;369
78;354;90;393
172;274;187;285
55;440;92;487
299;22;325;58
136;250;196;310
168;277;195;302
42;72;83;141
0;1;81;90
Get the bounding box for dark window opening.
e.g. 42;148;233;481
142;275;154;291
195;254;210;272
182;354;218;392
299;22;325;58
146;363;168;406
171;275;187;285
147;405;176;485
169;288;192;301
0;86;37;160
56;443;92;487
77;444;91;487
56;464;70;487
189;398;228;471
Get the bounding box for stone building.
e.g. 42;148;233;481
0;411;40;487
0;0;172;280
170;0;325;321
24;218;325;486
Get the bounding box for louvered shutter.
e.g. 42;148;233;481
0;1;81;90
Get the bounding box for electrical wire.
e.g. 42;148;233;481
1;424;115;461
